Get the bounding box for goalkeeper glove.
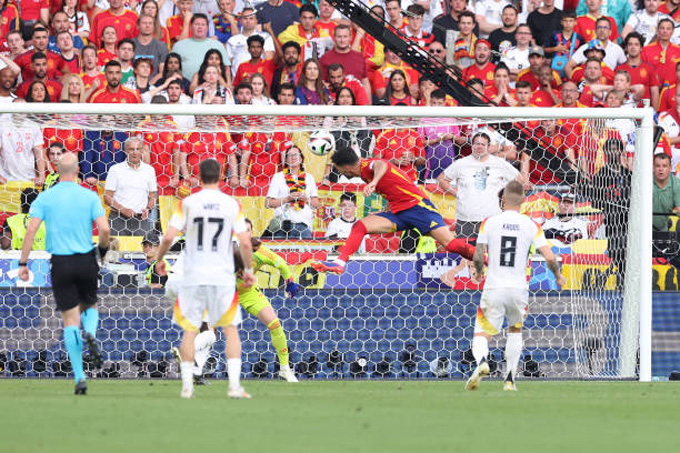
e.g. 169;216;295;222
97;244;109;262
285;278;301;298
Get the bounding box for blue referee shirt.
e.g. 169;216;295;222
29;182;106;255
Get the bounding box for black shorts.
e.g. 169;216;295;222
50;250;99;311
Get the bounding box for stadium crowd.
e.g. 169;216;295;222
0;0;678;245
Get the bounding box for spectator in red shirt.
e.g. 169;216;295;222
385;0;405;30
55;31;80;75
327;63;370;105
514;80;534;106
167;0;194;46
19;0;49;30
522;119;578;184
97;26;119;67
484;63;517;106
659;61;680;112
463;39;496;88
89;60;141;103
517;47;562;90
579;58;610;106
569;46;615;84
380;69;418;106
14;27;70;82
616;31;659;106
25;80;51;103
531;64;561;106
317;0;338;37
16;53;63;101
556;80;587;132
90;0;139;48
320;24;370;99
5;30;25;61
0;1;20;55
80;44;106;92
575;0;619;42
641;18;680;87
373;125;426;182
233;35;277;87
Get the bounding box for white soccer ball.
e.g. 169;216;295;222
308;130;336;156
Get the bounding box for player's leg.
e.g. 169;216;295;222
312;214;396;274
428;226;476;261
192;322;216;383
78;253;103;369
179;329;199;398
174;286;205;398
62;307;87;394
503;290;528;391
254;304;297;382
224;324;251;398
465;291;503;391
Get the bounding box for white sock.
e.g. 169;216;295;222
180;361;193;391
227;358;241;389
335;259;346;266
193;330;216;376
472;335;489;366
280;364;291;372
505;333;523;381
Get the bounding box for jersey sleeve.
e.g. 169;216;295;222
168;200;187;231
254;245;292;280
531;223;549;249
28;193;45;220
477;217;489;245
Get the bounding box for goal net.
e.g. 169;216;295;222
0;103;656;381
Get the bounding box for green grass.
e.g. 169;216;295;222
1;380;678;453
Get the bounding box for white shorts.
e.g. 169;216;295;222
475;287;529;335
173;285;241;331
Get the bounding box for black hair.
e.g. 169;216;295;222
334;86;356;105
300;4;318;17
282;40;301;54
26;80;50;103
191;13;209;25
331;146;360;167
246;34;265;47
104;60;122;70
117;38;135;51
199;158;221;184
339;192;357;205
235;82;252;95
20;188;40;214
430;89;446;100
31;52;47;63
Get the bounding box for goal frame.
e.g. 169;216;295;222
0;103;655;382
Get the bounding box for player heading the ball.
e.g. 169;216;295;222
466;181;566;392
311;147;476;275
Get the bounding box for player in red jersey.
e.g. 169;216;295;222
311;147;477;275
89;61;141;103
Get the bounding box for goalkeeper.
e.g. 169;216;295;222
236;219;301;382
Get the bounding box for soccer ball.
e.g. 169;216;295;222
308;130;335;156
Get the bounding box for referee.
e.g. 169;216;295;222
19;153;111;395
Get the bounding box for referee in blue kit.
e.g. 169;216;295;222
19;153;111;395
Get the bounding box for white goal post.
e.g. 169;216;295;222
0;103;654;381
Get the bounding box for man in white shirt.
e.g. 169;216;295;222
467;181;565;392
326;192;359;239
0;118;46;185
226;7;275;78
104;137;158;236
542;192;590;247
437;132;520;239
501;24;532;83
475;0;511;38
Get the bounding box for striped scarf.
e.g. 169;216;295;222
284;168;306;210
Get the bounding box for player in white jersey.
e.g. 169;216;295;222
467;181;565;392
155;159;255;399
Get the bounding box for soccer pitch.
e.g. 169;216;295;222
1;380;678;453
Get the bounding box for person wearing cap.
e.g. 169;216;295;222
463;39;496;88
542;193;590;248
500;23;532;84
142;232;169;288
568;45;615;85
565;17;626;75
641;18;680;88
517;44;563;90
622;0;670;46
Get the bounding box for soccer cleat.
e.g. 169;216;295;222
193;375;210;386
465;360;490;391
180;387;194;399
503;373;517;392
278;366;299;383
310;260;345;275
74;379;87;395
83;332;103;369
228;387;252;399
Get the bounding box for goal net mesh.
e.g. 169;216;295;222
0;106;659;380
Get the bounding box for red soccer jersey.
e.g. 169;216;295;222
91;10;139;47
529;125;578;184
371;62;420;96
89;86;141;103
484;85;515;106
136;118;182;195
81;71;106;91
328;74;370;105
517;68;562;90
233;131;290;186
373;129;424;182
61;53;81;74
43;126;84;153
97;49;117;67
659;83;678;112
570;62;615;85
577;126;624;175
166;15;192;44
316;20;337;37
0;4;20;54
19;0;48;21
615;61;659;100
555;101;587;133
530;89;560;107
575;15;618;43
180;131;235;178
15;79;63;101
403;28;435;48
233;58;277;87
463;62;496;87
14;49;68;81
359;158;429;213
641;42;680;86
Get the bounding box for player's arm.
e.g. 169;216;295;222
473;242;487;277
237;230;255;288
537;244;566;288
94;214;111;261
436;171;457;196
258;246;301;297
155;225;180;275
18;217;44;281
364;159;388;196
